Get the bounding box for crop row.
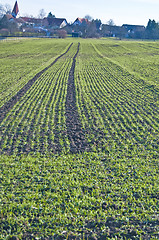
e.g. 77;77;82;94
94;40;159;86
0;38;70;107
0;40;158;156
75;42;159;155
0;43;80;155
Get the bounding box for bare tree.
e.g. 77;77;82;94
4;4;11;14
0;3;11;19
107;19;115;26
84;15;93;21
0;5;4;19
38;9;46;19
57;30;67;38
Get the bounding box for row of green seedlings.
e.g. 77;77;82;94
96;40;159;57
75;43;159;153
1;71;53;153
0;44;78;154
92;43;158;109
86;53;158;152
95;41;159;86
93;42;159;123
0;41;70;107
0;63;67;154
92;43;159;129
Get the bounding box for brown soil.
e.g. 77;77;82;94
65;43;88;153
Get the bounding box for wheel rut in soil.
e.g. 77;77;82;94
0;43;73;123
65;43;88;153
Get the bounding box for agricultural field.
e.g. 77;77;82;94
0;38;159;239
0;38;70;107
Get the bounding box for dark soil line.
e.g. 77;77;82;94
0;43;73;123
4;67;69;155
65;43;88;153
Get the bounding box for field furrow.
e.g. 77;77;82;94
0;39;71;107
75;42;159;155
0;43;79;154
0;43;73;123
65;43;88;153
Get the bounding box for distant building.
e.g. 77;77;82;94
0;1;68;35
20;17;67;33
101;24;122;37
122;24;145;33
122;24;145;38
44;18;68;29
20;17;45;27
73;18;89;26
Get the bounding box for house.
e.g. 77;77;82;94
122;24;145;34
0;1;68;36
122;24;145;38
3;14;15;21
101;24;122;37
20;17;45;28
44;18;68;29
73;18;89;26
0;13;24;32
20;17;67;29
17;17;67;36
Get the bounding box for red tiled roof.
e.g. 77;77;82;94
73;18;89;25
77;18;88;23
5;14;14;20
21;17;43;24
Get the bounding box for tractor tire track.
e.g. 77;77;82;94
65;43;88;153
0;43;73;123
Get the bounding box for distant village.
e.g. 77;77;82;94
0;1;159;39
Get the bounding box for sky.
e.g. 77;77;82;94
1;0;159;26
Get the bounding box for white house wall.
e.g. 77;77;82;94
60;20;67;28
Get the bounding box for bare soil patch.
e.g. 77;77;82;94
65;43;88;153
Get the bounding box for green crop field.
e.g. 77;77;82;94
0;38;158;239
